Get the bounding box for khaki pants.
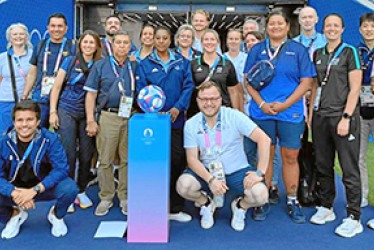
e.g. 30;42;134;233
96;111;129;202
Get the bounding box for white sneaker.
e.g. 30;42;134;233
310;207;336;225
200;196;216;229
77;192;93;209
169;212;192;222
367;218;374;229
335;216;363;238
95;200;113;216
48;206;68;237
231;197;246;231
67;204;75;213
1;208;28;239
361;198;369;208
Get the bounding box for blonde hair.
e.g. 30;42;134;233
174;24;196;47
6;23;32;50
192;9;210;22
201;29;221;45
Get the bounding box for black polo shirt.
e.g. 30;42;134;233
313;43;361;117
188;55;238;118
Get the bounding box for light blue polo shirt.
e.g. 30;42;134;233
0;48;32;101
184;107;257;174
293;32;326;59
243;39;317;123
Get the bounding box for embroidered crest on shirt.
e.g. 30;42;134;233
152;68;158;73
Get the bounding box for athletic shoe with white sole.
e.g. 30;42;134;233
120;200;127;215
95;200;113;216
48;206;68;237
200;196;216;229
67;204;75;213
1;208;28;239
76;192;93;209
310;207;336;225
169;212;192;222
367;218;374;230
231;197;247;231
335;216;363;238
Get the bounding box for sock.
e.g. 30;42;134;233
236;197;243;209
287;196;297;204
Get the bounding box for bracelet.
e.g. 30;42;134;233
50;110;57;115
259;101;266;109
208;176;216;185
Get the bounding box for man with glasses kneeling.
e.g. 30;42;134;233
176;81;270;231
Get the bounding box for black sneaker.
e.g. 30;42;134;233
269;186;279;205
287;200;306;224
252;203;270;221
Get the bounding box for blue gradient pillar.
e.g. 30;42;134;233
127;113;171;243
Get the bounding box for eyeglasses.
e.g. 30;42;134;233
197;96;221;103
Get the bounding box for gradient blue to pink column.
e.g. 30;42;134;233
128;113;171;243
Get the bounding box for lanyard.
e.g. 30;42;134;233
134;47;142;61
111;59;135;96
42;38;67;76
202;56;220;82
18;140;34;168
177;47;193;60
358;46;374;71
266;38;287;61
104;38;114;57
322;43;347;85
8;48;27;79
202;112;222;157
68;59;93;86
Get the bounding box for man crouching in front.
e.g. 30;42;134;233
177;81;270;231
0;100;78;239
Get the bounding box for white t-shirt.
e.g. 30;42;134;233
184;106;257;174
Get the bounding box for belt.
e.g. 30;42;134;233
103;108;119;113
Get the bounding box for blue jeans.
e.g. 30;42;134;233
57;107;95;193
0;178;78;224
0;102;15;135
39;103;50;128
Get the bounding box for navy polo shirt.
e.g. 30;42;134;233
58;56;89;113
244;39;317;123
30;39;75;104
84;57;136;109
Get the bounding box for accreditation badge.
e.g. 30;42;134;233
41;76;56;97
118;96;133;118
360;86;374;107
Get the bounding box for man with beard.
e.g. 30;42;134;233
176;81;270;231
102;14;136;58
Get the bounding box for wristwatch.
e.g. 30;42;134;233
342;112;351;120
33;185;41;195
256;170;265;178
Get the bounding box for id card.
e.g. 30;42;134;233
313;86;322;111
118;96;133;118
41;76;55;97
360;86;374;107
208;158;225;180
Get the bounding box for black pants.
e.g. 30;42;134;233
312;113;361;219
170;129;186;213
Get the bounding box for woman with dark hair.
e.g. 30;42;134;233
49;30;102;212
245;31;263;52
309;13;363;238
244;11;316;223
132;24;154;62
136;26;194;222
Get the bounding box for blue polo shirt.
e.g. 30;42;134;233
58;56;91;113
84;57;136;109
243;39;317;123
293;32;326;59
30;39;76;104
0;48;32;101
357;41;374;86
136;50;194;129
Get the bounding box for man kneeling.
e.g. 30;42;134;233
177;81;270;231
0;100;78;239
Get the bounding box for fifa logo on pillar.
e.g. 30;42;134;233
144;128;154;138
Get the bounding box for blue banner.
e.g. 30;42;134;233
0;0;74;51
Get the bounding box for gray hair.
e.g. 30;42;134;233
174;24;196;47
112;30;131;42
6;23;32;50
243;19;259;32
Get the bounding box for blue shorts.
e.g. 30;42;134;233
252;119;304;149
184;166;256;196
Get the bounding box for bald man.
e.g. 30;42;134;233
293;6;326;59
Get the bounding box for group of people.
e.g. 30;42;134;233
0;5;373;240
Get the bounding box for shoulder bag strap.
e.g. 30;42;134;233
7;53;19;103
